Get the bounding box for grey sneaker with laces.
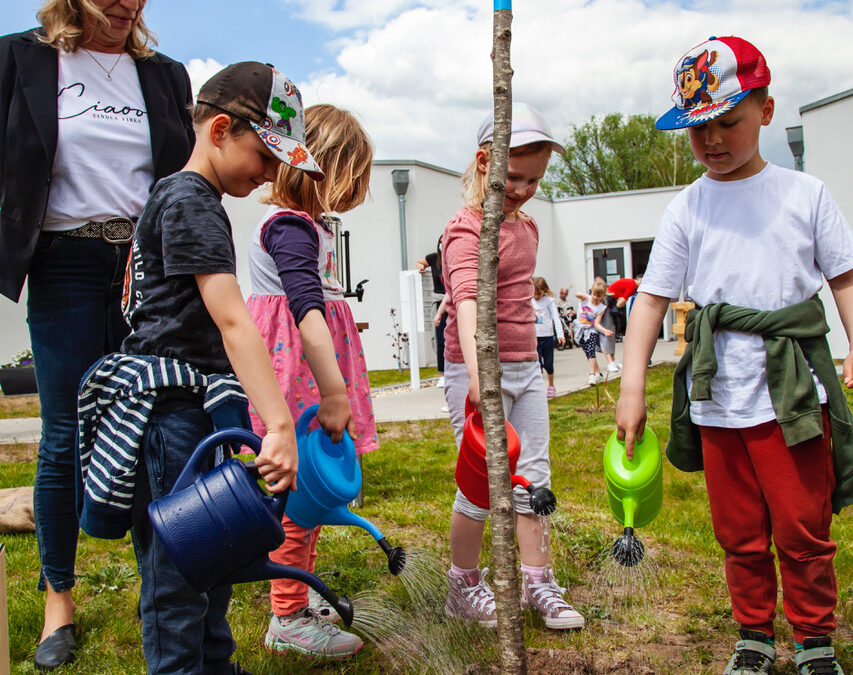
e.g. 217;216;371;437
265;607;363;658
796;637;845;675
445;567;498;627
724;630;776;675
307;586;340;623
521;566;584;629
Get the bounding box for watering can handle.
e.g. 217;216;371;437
464;395;476;420
296;404;320;440
171;428;263;495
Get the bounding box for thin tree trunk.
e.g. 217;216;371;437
477;5;527;673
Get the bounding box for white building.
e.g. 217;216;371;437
2;88;852;370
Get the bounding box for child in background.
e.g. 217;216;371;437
574;280;614;384
442;102;584;631
247;104;376;658
616;36;853;675
116;62;309;673
532;276;565;398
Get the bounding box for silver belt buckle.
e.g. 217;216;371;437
101;217;134;244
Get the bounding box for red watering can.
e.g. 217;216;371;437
455;397;556;516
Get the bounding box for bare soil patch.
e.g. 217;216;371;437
0;442;38;463
0;394;40;419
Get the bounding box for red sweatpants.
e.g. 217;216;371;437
700;409;837;643
269;515;322;616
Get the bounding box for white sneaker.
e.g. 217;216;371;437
588;374;598;386
521;567;585;630
436;376;445;388
440;404;450;413
265;607;363;658
445;568;498;627
607;362;620;373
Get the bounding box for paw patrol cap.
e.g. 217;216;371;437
197;62;324;181
477;102;566;154
656;36;770;130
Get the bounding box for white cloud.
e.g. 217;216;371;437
186;58;227;98
203;1;853;174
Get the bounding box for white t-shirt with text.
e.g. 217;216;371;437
45;48;154;230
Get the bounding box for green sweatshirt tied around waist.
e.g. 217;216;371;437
667;294;853;513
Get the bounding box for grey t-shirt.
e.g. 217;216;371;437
122;171;235;373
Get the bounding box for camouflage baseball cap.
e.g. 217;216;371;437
197;62;324;181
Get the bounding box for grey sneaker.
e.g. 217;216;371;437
307;587;340;623
796;637;845;674
265;608;363;658
724;630;776;674
445;567;498;627
521;566;584;630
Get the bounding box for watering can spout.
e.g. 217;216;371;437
378;537;406;576
223;556;354;626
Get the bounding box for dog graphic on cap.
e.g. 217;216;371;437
677;49;720;107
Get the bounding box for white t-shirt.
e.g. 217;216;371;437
45;48;154;231
641;162;853;429
532;295;563;338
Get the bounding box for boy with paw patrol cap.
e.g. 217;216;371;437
616;36;853;675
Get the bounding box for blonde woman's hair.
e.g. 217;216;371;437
265;104;373;219
37;0;156;58
461;140;551;215
591;278;607;301
533;276;554;299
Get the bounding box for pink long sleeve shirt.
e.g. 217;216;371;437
441;206;538;363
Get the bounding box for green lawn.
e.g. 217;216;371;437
3;366;853;673
368;367;441;389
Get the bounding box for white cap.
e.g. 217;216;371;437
476;102;565;155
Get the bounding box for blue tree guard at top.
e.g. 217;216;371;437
494;0;511;9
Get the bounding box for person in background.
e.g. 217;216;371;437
598;293;620;372
608;276;640;338
556;287;570;312
532;276;565;398
417;235;448;388
0;1;194;668
574;280;613;384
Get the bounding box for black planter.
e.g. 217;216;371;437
0;366;38;395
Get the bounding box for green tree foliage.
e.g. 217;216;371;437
540;113;705;198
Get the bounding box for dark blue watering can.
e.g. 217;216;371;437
286;404;406;575
148;427;354;626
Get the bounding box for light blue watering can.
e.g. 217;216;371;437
286;404;406;575
148;427;355;625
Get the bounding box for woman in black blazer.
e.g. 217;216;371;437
0;1;194;669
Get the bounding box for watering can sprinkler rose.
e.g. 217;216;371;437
455;396;557;516
602;427;663;567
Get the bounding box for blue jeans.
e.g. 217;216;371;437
28;233;131;592
131;405;235;674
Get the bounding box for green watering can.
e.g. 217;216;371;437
603;427;663;566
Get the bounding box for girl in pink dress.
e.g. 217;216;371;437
247;104;375;658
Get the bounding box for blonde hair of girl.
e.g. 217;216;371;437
265;104;373;219
461;140;551;218
533;276;554;300
591;278;607;303
38;0;156;58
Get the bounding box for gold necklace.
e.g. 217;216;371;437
81;48;124;80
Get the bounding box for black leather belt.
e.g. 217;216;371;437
61;217;135;244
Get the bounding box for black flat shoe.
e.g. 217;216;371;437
34;623;77;671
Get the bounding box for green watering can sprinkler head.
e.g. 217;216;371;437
611;526;645;567
602;428;663;568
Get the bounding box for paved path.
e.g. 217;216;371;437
0;340;682;442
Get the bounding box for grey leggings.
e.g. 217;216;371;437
444;359;552;520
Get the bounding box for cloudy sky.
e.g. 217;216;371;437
5;0;853;174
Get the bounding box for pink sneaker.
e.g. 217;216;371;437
546;385;556;399
521;567;585;630
445;568;498;627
